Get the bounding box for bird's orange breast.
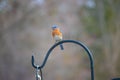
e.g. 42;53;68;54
52;29;62;37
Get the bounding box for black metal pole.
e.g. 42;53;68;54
31;40;94;80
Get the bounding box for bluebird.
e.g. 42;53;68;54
52;25;64;50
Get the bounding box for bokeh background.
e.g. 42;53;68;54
0;0;120;80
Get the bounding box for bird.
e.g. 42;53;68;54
52;25;64;50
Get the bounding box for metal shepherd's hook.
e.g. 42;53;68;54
31;40;94;80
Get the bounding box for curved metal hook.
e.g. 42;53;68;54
32;55;39;69
32;57;43;80
31;40;94;80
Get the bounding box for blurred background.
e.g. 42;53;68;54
0;0;120;80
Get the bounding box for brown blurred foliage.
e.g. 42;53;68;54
0;0;120;80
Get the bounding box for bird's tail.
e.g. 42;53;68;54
60;44;64;50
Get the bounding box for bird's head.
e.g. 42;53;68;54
52;25;58;30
